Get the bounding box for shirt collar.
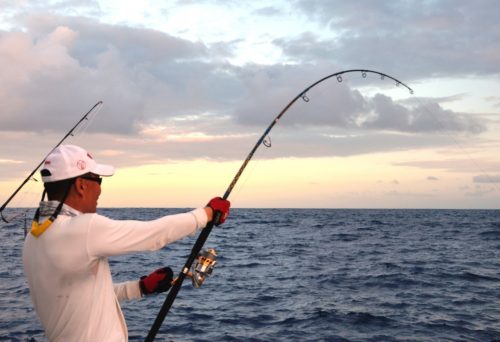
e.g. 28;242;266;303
39;200;82;217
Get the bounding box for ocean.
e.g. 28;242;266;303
1;208;499;341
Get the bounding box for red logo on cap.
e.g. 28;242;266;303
44;161;51;165
77;160;86;170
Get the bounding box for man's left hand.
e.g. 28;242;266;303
207;197;231;226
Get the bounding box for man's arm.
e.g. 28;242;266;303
114;267;174;301
114;281;142;302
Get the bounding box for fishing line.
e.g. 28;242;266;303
5;179;42;223
145;69;413;341
228;137;268;207
70;103;102;142
344;71;496;192
413;97;499;192
0;101;104;224
228;156;260;206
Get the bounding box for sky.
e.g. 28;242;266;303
0;0;499;209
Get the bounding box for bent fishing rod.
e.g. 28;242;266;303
145;69;413;341
0;101;103;223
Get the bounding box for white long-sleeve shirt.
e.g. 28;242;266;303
23;204;207;342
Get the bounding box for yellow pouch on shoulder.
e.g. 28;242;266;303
31;218;54;237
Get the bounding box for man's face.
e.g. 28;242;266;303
79;175;102;213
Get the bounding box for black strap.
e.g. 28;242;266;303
31;181;73;231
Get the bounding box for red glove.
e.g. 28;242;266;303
139;267;173;296
207;197;231;226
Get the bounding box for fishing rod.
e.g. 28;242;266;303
145;69;413;341
0;101;104;223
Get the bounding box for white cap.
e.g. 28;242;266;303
41;145;115;183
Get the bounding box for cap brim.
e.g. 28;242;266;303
92;163;115;177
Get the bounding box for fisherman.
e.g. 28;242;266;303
22;144;230;341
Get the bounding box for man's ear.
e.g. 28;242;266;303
73;178;86;197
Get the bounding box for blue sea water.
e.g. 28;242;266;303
1;208;499;341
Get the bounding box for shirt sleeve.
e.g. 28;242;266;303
86;208;207;258
114;281;142;301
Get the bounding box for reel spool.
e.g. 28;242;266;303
191;248;218;288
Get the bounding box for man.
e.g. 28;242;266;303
22;144;230;341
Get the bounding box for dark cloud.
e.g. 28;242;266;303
273;32;339;63
427;176;439;181
252;6;282;16
395;159;500;174
464;187;495;197
473;174;500;183
362;94;486;134
232;64;369;128
231;65;485;134
402;94;468;106
385;190;433;198
484;95;500;108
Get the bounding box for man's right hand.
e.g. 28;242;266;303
139;267;173;296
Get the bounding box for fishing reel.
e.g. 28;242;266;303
190;248;218;288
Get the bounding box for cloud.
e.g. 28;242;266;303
464;188;495;197
232;64;369;128
23;15;210;64
0;3;493;173
253;6;282;16
473;174;500;183
484;95;500;108
403;94;467;106
0;159;24;164
395;159;500;173
361;94;486;134
0;16;243;135
0;25;142;133
427;176;439;181
0;1;101;22
385;190;433;198
232;67;486;134
0;13;488;142
279;1;500;78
